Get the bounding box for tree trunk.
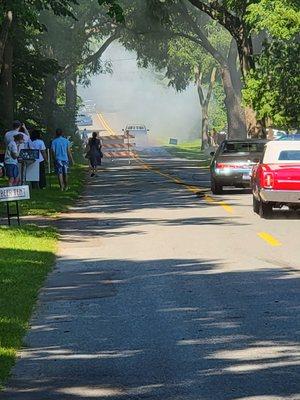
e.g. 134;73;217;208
236;27;255;79
0;10;13;75
65;70;77;132
42;75;58;134
201;103;210;149
195;67;217;150
0;36;13;127
184;2;263;136
220;66;247;139
65;71;77;112
227;38;242;100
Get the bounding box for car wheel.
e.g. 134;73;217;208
211;178;223;194
253;195;260;214
259;200;273;219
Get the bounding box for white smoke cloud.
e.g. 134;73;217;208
78;42;201;143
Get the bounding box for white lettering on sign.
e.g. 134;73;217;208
0;186;30;202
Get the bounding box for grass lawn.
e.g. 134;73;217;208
164;140;210;166
0;165;86;387
0;164;86;217
0;225;57;386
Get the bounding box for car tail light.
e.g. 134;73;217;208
262;172;275;189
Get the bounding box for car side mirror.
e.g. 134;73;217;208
122;129;124;131
210;151;215;157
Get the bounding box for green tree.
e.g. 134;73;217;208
107;0;300;134
243;0;300;129
121;0;247;138
0;0;77;128
38;0;120;133
243;39;300;129
0;0;76;74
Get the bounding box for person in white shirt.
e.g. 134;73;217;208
4;121;31;147
30;129;47;189
4;134;24;186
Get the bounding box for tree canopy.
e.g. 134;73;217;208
0;0;299;135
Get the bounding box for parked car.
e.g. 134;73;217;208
82;100;96;113
252;140;300;218
210;139;267;194
277;134;300;141
76;113;93;126
272;129;287;140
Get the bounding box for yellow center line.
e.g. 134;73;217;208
97;113;116;135
258;232;282;247
137;156;235;214
100;113;113;134
101;114;285;248
100;114;234;215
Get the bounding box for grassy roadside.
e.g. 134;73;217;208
0;164;86;218
164;140;211;166
0;165;86;387
0;226;57;386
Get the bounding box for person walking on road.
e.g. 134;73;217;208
86;131;102;177
4;133;24;186
51;128;74;191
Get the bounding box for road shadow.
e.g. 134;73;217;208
48;161;249;242
2;257;300;399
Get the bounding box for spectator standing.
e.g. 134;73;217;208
30;130;47;189
51;128;74;191
4;121;31;148
4;134;24;186
86;131;102;177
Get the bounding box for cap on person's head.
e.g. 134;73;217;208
13;120;22;130
56;128;63;137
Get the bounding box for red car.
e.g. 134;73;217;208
252;141;300;218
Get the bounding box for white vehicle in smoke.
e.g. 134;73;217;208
82;100;96;114
76;113;93;127
123;124;149;149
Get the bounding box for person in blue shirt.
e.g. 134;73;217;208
51;128;74;191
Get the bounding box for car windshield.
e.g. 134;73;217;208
278;150;300;161
222;142;265;154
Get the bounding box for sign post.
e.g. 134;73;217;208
0;185;30;226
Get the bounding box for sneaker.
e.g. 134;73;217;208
91;173;95;177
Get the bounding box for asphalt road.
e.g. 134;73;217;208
1;150;300;400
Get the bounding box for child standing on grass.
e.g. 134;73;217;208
4;134;24;186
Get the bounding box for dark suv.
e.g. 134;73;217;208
210;139;267;194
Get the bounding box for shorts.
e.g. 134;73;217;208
5;163;19;179
55;160;69;175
